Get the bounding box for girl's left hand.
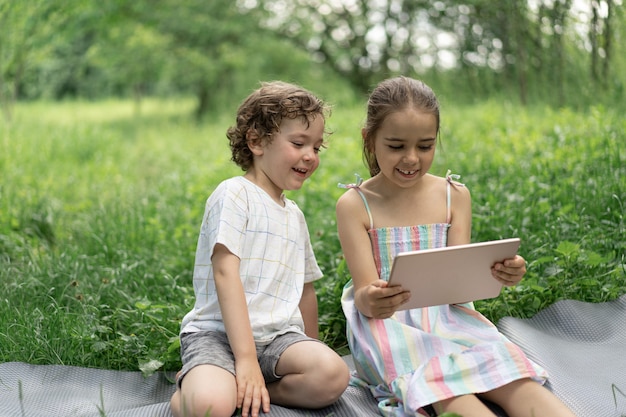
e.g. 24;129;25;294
491;255;527;286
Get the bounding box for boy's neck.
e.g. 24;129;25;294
243;172;285;206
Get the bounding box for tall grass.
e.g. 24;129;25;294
0;97;624;374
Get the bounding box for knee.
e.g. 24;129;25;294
173;392;237;417
173;365;237;417
170;391;181;417
192;397;236;417
310;359;350;406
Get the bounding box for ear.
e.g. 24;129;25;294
362;128;374;152
246;129;264;156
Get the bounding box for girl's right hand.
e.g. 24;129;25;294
359;280;411;319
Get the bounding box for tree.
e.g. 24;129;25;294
87;21;170;114
2;0;623;110
124;0;272;120
590;0;615;89
0;0;72;120
257;0;447;93
257;0;624;106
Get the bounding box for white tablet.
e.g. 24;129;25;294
387;238;521;310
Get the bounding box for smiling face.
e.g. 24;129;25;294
361;77;440;177
245;115;325;203
369;108;438;187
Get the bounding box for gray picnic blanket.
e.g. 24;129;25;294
0;361;378;417
1;295;625;417
496;294;626;416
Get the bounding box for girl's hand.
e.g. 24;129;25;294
360;280;411;319
492;254;527;286
235;358;270;417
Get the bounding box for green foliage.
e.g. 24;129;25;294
0;0;359;119
0;0;85;116
3;0;625;118
444;102;626;322
0;97;624;375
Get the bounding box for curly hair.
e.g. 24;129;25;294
362;76;440;177
226;81;330;171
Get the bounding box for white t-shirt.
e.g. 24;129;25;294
180;176;323;344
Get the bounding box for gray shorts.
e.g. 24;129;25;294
178;330;318;388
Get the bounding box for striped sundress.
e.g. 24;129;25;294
340;174;547;416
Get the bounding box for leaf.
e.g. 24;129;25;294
579;278;599;287
582;251;605;267
166;337;181;353
92;341;108;352
139;359;164;377
135;300;151;310
530;284;546;293
555;241;580;257
530;255;556;266
545;265;563;277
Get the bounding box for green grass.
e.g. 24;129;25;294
0;97;624;375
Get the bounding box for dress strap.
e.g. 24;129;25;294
445;170;464;224
339;172;463;228
338;174;374;230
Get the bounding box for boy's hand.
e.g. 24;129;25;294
492;254;527;286
235;358;270;417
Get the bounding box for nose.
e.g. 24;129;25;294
403;147;419;163
302;146;316;162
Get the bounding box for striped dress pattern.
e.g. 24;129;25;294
340;175;547;416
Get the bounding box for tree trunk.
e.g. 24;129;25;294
195;83;210;122
133;84;143;118
0;70;12;122
602;0;612;87
511;2;528;106
590;1;599;83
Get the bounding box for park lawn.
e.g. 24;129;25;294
0;98;624;374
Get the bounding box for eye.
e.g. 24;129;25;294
388;144;403;150
314;141;327;153
419;145;434;151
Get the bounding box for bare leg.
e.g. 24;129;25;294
170;364;237;417
480;378;576;417
267;341;350;408
432;394;497;417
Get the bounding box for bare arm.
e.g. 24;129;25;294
212;243;270;417
445;182;472;247
336;190;409;319
299;282;319;339
445;184;527;285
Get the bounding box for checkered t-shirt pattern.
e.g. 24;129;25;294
180;176;323;344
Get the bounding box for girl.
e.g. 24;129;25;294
336;76;575;417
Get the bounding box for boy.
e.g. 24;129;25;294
170;81;350;417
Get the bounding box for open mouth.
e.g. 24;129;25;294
397;168;417;176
